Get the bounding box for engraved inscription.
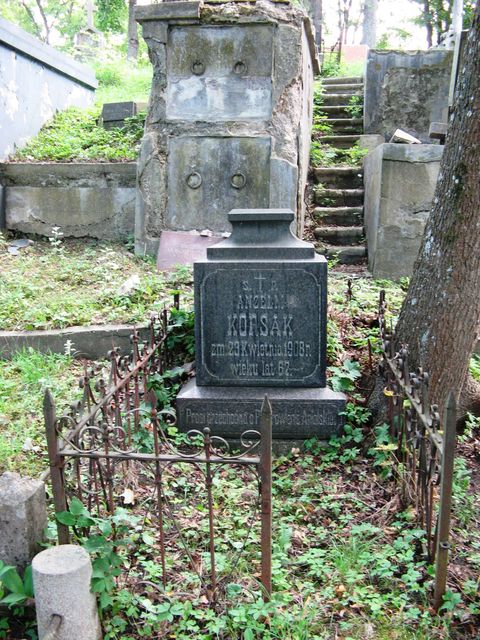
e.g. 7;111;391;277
200;269;322;384
185;406;337;428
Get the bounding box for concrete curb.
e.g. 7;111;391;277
0;323;150;361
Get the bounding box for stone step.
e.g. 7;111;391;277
319;105;363;118
322;93;363;106
329;118;363;134
314;225;364;245
313;206;364;226
313;166;363;189
314;187;364;207
322;76;363;85
316;134;362;148
315;243;367;264
323;83;364;94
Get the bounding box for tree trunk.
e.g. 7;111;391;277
127;0;139;62
423;0;434;47
360;0;378;48
306;0;322;52
384;5;480;418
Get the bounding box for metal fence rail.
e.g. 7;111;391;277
378;291;457;609
44;306;272;604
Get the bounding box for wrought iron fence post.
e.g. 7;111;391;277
43;390;70;544
433;391;457;611
259;395;272;599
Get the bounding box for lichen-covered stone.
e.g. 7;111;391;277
364;49;453;142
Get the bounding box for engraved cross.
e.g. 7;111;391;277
254;274;266;292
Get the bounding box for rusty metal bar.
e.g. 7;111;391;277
259;395;272;598
204;429;217;598
433;391;457;610
152;409;167;589
58;449;260;466
43;390;70;545
59;330;167;447
42;614;63;640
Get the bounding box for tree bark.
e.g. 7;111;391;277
306;0;322;51
381;5;480;419
127;0;139;62
360;0;378;48
423;0;434;47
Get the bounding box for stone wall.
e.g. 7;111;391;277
134;0;318;256
364;143;443;280
364;49;453;143
1;163;136;240
0;17;97;160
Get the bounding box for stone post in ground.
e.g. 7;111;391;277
0;472;47;571
32;545;102;640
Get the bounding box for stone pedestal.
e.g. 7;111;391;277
177;381;345;440
134;0;319;256
176;209;346;441
0;472;47;571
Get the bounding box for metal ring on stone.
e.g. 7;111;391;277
233;61;247;75
230;172;246;189
191;60;205;75
186;172;202;189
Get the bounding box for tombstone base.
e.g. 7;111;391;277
176;379;346;440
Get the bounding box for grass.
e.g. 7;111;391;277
319;54;365;79
11;59;151;162
92;60;152;107
0;350;84;476
12;107;145;162
0;256;478;638
0;235;192;331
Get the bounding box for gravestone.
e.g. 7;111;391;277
176;209;346;440
100;102;147;130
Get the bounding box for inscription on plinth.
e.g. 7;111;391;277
197;266;325;386
176;381;346;440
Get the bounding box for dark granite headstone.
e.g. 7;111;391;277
100;101;147;130
195;210;326;387
176;208;346;440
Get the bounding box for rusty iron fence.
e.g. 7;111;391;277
378;291;457;609
43;307;272;604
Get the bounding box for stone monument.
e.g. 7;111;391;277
134;0;319;256
176;209;346;441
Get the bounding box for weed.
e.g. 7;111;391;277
328;359;361;393
346;94;363;119
470;354;480;381
0;561;34;608
48;226;64;254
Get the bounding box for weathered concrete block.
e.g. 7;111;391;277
32;545;101;640
364;142;443;280
364;49;453;143
0;472;47;571
0;323;150;360
1;162;136;240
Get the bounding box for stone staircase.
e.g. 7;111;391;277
312;76;367;265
